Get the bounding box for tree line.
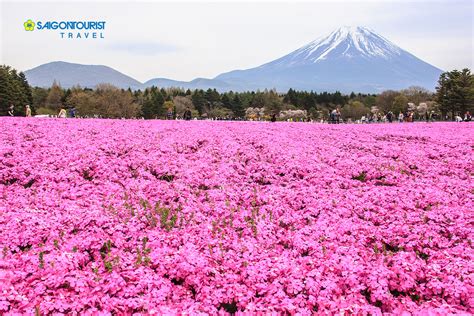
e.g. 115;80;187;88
1;64;473;120
0;65;33;116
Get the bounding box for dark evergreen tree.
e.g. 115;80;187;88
436;68;474;119
221;94;232;109
160;88;167;99
231;95;245;118
284;88;298;105
142;89;165;119
192;90;206;115
302;93;316;111
0;65;33;116
62;88;72;104
18;72;33;105
205;88;220;103
0;67;11;115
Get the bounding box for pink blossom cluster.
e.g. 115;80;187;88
0;118;473;314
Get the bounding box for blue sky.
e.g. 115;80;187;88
0;0;472;82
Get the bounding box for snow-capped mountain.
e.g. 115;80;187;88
25;27;443;93
265;26;403;65
215;26;443;92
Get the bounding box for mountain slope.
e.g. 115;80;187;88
24;27;443;93
143;77;232;90
215;26;443;93
25;61;143;89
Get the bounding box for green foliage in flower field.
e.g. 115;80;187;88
0;65;33;115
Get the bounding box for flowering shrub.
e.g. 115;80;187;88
279;109;307;120
0;118;473;314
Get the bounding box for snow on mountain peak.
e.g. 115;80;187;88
215;26;442;93
305;26;402;61
268;26;403;68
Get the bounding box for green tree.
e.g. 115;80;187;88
0;65;33;116
46;81;64;110
221;94;232;109
251;90;283;115
66;88;96;117
301;93;316;111
0;67;11;115
392;95;409;114
364;95;376;108
173;96;195;117
163;100;174;113
142;88;165;119
265;91;283;115
436;68;474;119
191;90;206;115
208;105;233;118
231;95;245;118
284;88;298;105
34;86;57;115
401;86;433;105
94;84;139;118
341;101;368;120
18;72;33;106
205;88;220;103
375;90;399;113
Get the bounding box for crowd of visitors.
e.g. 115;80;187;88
4;103;473;123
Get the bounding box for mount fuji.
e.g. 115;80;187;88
25;26;443;93
214;26;443;93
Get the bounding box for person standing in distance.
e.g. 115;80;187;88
183;108;192;121
58;108;67;118
25;105;32;117
8;104;14;116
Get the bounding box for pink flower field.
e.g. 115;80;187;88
0;118;473;315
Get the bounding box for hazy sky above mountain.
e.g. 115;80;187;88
1;0;472;82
